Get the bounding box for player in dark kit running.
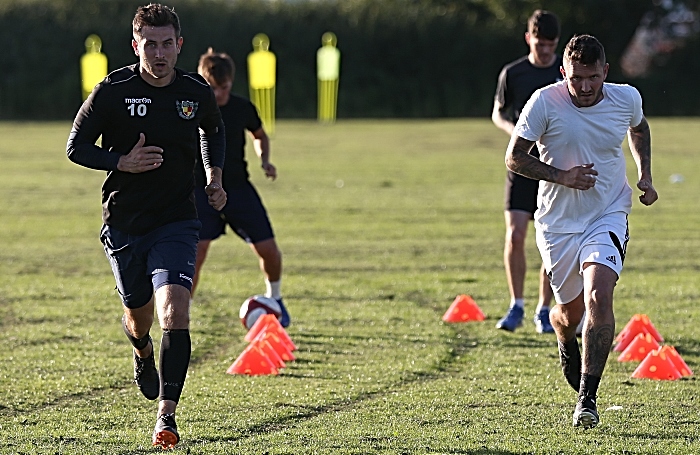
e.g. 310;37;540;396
491;10;561;334
66;4;226;449
191;48;290;327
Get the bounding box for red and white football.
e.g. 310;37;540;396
239;295;282;329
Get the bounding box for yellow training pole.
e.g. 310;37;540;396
317;32;340;123
80;34;108;101
247;33;276;134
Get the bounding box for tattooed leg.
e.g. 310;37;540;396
569;263;617;428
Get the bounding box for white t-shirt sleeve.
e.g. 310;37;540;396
513;89;547;142
629;86;644;128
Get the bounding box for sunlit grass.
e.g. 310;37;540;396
0;119;698;454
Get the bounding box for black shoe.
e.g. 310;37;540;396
133;339;159;401
558;338;582;392
573;394;599;429
152;413;179;449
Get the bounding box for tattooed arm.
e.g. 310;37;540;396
505;135;598;190
627;117;658;206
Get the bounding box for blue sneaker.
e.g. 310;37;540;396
276;298;291;328
495;305;524;332
534;307;555;333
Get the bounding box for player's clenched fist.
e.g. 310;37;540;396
561;163;598;190
637;179;658;206
205;182;227;211
117;133;164;173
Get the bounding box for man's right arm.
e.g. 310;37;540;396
491;100;515;136
492;67;515;135
505;135;557;181
67;88;164;173
505;135;598;190
66;90;122;171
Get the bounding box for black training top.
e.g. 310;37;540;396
494;55;563;125
67;64;225;236
195;94;262;189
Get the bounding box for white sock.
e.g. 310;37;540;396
510;298;525;309
535;303;549;313
265;279;282;300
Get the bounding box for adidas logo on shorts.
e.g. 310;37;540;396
606;255;617;265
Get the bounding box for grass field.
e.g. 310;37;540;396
0;118;699;454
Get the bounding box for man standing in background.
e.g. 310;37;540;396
192;48;290;327
492;10;561;334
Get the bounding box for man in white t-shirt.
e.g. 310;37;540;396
505;34;658;429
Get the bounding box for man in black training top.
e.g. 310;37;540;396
66;3;226;449
191;48;290;327
492;10;561;334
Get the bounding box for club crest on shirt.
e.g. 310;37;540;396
176;100;198;119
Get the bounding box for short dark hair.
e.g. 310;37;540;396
528;10;560;40
133;3;181;39
198;48;236;85
564;34;606;66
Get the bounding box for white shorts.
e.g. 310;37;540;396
536;212;629;304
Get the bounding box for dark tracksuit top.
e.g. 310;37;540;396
67;64;225;236
495;55;563;212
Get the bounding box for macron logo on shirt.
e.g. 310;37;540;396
125;97;152;104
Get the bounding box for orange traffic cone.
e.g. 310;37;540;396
615;314;663;343
613;325;650;352
632;347;682;380
226;344;278;375
259;317;297;351
659;345;693;377
442;295;485;323
254;330;296;362
245;314;278;342
254;339;286;369
617;333;660;362
244;314;298;351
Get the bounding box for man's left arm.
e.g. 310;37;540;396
199;118;227;210
249;127;276;180
628;116;658;206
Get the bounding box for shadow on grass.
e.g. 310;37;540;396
673;342;700;359
498;338;556;349
189;366;461;445
443;450;523;455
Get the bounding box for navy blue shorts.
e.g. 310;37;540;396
504;171;538;215
195;182;274;243
99;219;200;309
